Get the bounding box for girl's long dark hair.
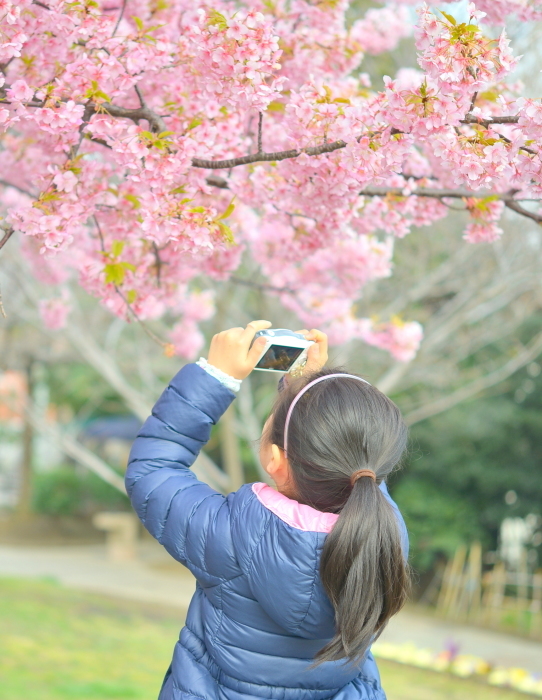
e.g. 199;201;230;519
268;368;410;665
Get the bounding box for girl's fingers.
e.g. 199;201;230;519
246;335;268;366
241;320;272;345
304;329;328;371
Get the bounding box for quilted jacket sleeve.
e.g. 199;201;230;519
125;363;238;579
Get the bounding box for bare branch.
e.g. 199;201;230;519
152;242;162;287
360;186;517;201
0;227;14;251
404;331;542;426
206;175;230;189
461;115;520;126
87;135;113;149
134;83;146;109
192;139;347;169
26;401;126;492
101;101;168;134
230;276;296;294
0;180;36;198
111;0;128;37
504;199;542;224
257;112;263;154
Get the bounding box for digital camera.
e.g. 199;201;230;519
252;329;314;373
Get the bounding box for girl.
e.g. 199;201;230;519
126;320;409;700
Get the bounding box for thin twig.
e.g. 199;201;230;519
134;84;146;109
152;242;162;287
0;180;36;198
468;91;478;114
0;284;6;318
496;131;537;156
93;215;170;348
32;0;50;9
0;227;14;251
257;112;263;154
230;276;296;294
111;0;128;37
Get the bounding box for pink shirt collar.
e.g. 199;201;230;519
252;482;339;533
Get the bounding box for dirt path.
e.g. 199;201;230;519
1;543;541;674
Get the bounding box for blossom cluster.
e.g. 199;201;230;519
0;0;540;362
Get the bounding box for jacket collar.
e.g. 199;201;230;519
252;482;339;533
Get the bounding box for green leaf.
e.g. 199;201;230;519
186;118;202;131
126;290;137;304
440;10;457;25
104;263;126;286
124;194;141;209
464;24;480;33
121;262;136;273
111;240;125;258
207;9;228;30
132;15;144;31
217;221;235;244
266;101;285;112
169;185;187;195
217;197;236;220
158;131;175;138
140;130;154;140
189;206;206;213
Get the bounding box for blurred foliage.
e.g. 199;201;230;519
0;578;530;700
32;467;129;517
44;362;126;420
391;364;542;573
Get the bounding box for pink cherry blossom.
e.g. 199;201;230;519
0;0;538;363
39;294;72;330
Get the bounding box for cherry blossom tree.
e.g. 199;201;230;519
1;0;542;362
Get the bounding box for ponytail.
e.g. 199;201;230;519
268;368;410;666
317;475;409;663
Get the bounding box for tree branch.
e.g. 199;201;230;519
26;402;126;492
111;0;127;37
461;115;520;126
192;139;347;169
230;276;296;294
0;180;36;198
101;101;168;134
504;199;542;224
404;331;542;426
0;227;14;251
257;112;263;154
206;174;230;189
359;186;518;201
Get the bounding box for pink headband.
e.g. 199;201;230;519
284;373;371;454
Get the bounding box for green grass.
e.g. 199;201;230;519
0;577;532;700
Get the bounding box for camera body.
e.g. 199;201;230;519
252;329;314;373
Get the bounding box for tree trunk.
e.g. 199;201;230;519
16;361;33;519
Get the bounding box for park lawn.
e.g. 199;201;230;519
0;577;532;700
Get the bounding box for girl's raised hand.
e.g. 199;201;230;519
207;321;272;379
294;328;328;374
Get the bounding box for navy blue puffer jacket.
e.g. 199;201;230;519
126;364;408;700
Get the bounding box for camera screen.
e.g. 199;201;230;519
256;345;304;371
